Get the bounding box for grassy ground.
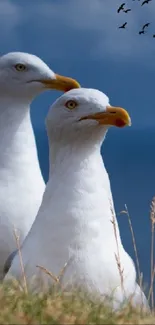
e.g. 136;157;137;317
0;282;155;324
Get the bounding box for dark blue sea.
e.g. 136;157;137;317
34;125;155;292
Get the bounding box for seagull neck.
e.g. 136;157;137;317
0;97;31;132
48;126;109;174
48;135;112;204
0;94;31;110
0;97;38;168
49;133;104;176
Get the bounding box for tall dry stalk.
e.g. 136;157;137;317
110;200;125;295
148;266;155;305
149;196;155;309
13;227;28;294
120;204;146;310
120;205;141;286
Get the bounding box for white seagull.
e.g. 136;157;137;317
0;52;80;279
5;88;149;310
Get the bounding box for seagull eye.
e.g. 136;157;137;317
14;64;27;72
65;100;77;110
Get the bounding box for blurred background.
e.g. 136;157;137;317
1;0;155;291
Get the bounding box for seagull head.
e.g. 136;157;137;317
46;88;131;145
0;52;80;100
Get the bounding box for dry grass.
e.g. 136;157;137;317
110;199;125;295
1;196;155;324
120;204;142;286
13;228;28;295
0;281;154;325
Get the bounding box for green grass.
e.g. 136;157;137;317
0;281;154;324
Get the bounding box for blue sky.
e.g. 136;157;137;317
0;0;155;129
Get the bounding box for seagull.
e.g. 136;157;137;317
123;9;131;13
142;23;150;30
141;0;152;6
117;3;125;13
5;88;149;311
119;22;127;29
0;52;80;280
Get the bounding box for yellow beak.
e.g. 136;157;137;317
79;106;131;128
41;74;80;92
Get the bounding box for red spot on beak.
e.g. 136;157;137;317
115;119;127;128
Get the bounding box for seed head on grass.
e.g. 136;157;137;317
36;256;74;290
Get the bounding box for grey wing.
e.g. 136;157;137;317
3;250;18;276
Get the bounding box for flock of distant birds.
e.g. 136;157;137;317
117;0;155;37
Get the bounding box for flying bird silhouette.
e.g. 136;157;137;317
153;34;155;38
119;22;127;29
117;3;125;13
141;0;152;6
142;23;150;30
123;8;131;13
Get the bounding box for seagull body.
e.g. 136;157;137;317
6;88;149;310
139;22;150;35
0;52;79;279
117;3;125;13
119;22;127;29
